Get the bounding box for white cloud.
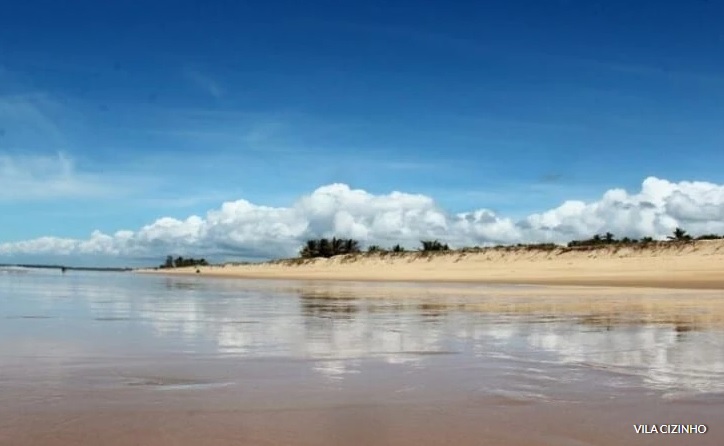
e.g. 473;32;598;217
2;177;724;260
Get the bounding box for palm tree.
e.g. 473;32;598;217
420;240;449;252
331;237;344;255
318;238;332;257
300;240;320;258
604;232;615;244
392;244;405;253
344;239;360;254
668;227;691;241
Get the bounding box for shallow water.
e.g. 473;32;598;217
1;269;723;445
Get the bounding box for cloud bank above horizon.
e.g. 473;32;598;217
2;176;724;263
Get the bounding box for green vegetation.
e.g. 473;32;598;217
363;244;405;254
515;243;558;250
299;237;361;258
160;255;209;269
295;227;722;259
695;234;724;240
567;232;626;247
566;228;708;248
153;227;724;266
420;240;450;251
300;238;449;258
667;227;692;241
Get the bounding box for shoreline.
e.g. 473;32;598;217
138;240;724;290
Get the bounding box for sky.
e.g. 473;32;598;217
1;0;724;266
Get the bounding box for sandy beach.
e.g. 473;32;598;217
140;240;724;290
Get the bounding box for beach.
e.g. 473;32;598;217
141;240;724;290
2;269;723;445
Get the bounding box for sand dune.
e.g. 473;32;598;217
139;239;724;290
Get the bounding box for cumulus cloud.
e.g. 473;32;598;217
2;177;724;260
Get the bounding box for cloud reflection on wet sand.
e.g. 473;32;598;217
2;271;722;396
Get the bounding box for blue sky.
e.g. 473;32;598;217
2;0;724;264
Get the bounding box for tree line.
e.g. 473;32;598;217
156;228;723;265
567;227;722;247
159;255;209;269
299;228;722;259
300;238;450;258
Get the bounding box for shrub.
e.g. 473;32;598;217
668;227;692;241
420;240;450;251
695;234;722;241
300;238;361;258
159;255;208;269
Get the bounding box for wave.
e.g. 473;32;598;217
0;266;31;274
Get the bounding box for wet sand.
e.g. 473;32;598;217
2;379;722;446
2;355;722;446
140;239;724;290
2;270;723;445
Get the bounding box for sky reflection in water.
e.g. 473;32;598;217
2;268;724;399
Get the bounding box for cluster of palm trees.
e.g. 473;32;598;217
419;240;450;251
160;255;209;269
567;232;652;247
298;228;723;260
300;238;452;258
366;244;406;253
299;238;361;258
567;227;721;247
367;240;447;253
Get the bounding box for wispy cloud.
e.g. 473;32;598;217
0;93;68;147
183;68;224;98
575;58;724;88
301;19;498;59
378;161;442;171
145;120;286;146
136;108;337;156
306;21;724;90
0;152;152;201
137;191;242;209
539;173;564;184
